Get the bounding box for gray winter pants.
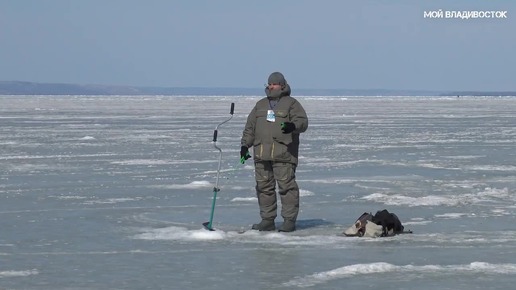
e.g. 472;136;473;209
254;161;299;221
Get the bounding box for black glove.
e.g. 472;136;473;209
281;122;296;134
240;146;251;164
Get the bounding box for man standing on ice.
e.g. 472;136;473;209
240;72;309;232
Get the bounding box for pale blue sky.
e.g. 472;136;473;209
1;0;514;91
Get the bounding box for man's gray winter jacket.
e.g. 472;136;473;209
241;84;308;165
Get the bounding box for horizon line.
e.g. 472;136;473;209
1;80;516;95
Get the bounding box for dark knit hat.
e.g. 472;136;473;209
267;72;287;85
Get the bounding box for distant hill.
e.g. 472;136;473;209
0;81;153;95
445;91;516;97
0;81;514;96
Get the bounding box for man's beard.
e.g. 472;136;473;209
266;88;283;99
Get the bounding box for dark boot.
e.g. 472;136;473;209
251;219;276;231
278;220;296;232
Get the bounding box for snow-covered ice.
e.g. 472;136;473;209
1;95;516;289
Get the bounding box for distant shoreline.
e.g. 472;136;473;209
1;81;515;97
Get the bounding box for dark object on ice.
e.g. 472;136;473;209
343;209;412;237
372;209;405;236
